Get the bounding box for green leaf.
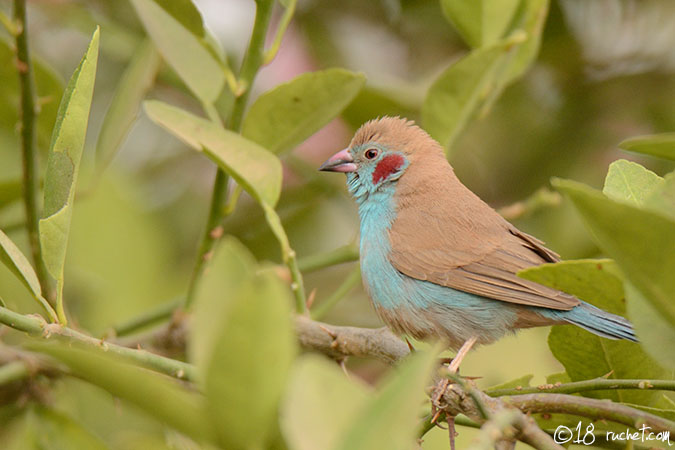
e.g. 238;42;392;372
242;69;366;155
554;178;675;329
0;229;54;319
335;348;438;450
0;229;42;300
502;0;549;82
27;406;109;450
603;159;664;206
96;39;161;171
520;259;672;406
422;42;514;152
189;237;256;372
152;0;205;38
472;0;549;116
645;172;675;220
281;355;372;450
625;282;675;370
144;100;282;206
619;133;675;161
440;0;521;48
30;342;216;443
204;271;297;449
622;403;675;422
130;0;225;104
39;28;99;301
485;374;533;392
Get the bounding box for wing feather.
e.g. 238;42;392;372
389;162;579;311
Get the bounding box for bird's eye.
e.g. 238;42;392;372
364;148;379;160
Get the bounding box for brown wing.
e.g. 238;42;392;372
389;161;579;311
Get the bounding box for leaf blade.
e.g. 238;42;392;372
30;342;216;443
39;28;99;306
242;69;366;155
553;178;675;328
520;259;672;406
334;349;439;450
130;0;225;104
144;100;282;206
619;133;675;161
96;39;161;171
204;271;297;449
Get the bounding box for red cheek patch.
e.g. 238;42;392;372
372;154;405;184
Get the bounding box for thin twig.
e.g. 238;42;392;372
184;0;276;310
111;297;183;337
263;0;297;64
297;244;360;273
311;264;361;320
0;306;195;381
13;0;53;306
487;378;675;397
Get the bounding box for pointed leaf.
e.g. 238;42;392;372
242;69;366;155
39;28;99;283
625;281;675;370
603;159;664;206
151;0;205;38
503;0;549;82
96;39;161;170
645;172;675;220
521;259;672;406
440;0;520;48
619;133;675;161
472;0;549;115
0;229;42;301
28;407;109;450
281;355;372;450
422;42;513;152
554;178;675;328
189;237;256;372
144;100;282;206
335;349;438;450
30;342;216;443
205;271;297;449
130;0;225;104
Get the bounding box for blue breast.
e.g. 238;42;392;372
355;183;518;337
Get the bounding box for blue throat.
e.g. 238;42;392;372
350;175;514;315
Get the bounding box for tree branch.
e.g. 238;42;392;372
294;315;410;364
436;379;564;450
506;393;675;433
0;306;195;381
487;378;675;397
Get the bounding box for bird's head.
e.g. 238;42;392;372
319;117;445;201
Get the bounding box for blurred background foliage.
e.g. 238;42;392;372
0;0;674;448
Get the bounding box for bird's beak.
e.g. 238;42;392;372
318;148;357;173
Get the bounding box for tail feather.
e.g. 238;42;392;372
560;302;638;342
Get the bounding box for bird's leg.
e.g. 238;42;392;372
430;336;478;424
447;414;457;450
447;336;477;373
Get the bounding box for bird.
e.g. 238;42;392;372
319;116;636;371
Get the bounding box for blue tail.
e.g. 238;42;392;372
546;302;638;342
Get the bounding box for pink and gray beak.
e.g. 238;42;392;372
319;148;357;173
